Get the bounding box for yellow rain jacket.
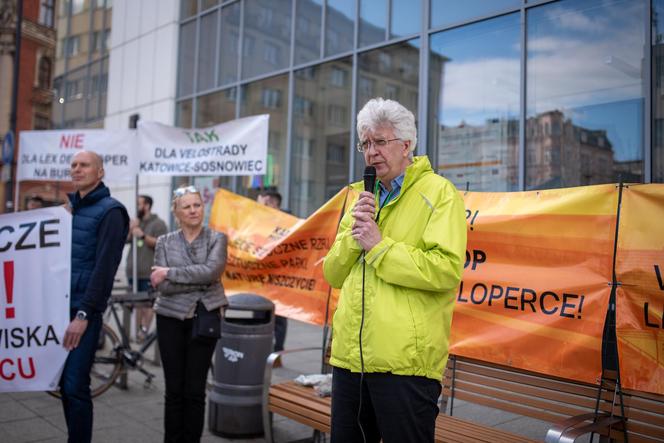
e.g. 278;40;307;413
324;156;467;380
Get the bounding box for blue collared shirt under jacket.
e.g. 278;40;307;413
378;173;405;207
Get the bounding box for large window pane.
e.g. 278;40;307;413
181;0;197;19
294;0;322;65
359;0;386;48
391;0;420;38
197;11;218;92
356;40;419;179
195;89;236;202
86;58;103;122
292;59;352;216
526;0;645;189
242;0;292;79
325;0;354;57
196;88;237;128
654;0;664;182
202;0;219;11
429;14;519;192
177;21;196;97
240;74;289;198
431;0;520;29
218;2;240;86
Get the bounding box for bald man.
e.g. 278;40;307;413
59;151;129;443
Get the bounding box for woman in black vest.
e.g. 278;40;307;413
150;185;228;443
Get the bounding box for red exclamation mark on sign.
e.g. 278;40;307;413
4;261;14;319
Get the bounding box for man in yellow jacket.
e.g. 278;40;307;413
323;98;467;443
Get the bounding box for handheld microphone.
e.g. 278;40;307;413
363;166;376;194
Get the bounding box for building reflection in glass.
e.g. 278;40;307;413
240;74;290;196
242;0;292;80
294;0;322;65
218;2;240;86
526;0;645;189
359;0;387;48
291;58;352;217
326;0;354;57
429;13;520;191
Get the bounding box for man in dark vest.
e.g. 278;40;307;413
60;150;129;443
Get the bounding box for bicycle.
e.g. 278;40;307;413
48;291;159;399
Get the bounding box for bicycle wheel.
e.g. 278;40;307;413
47;323;123;399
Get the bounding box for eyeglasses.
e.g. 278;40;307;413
356;138;401;153
173;185;199;198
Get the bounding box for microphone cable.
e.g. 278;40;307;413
356;184;392;443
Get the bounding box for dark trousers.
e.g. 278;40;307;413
274;315;288;352
59;310;103;443
331;367;441;443
157;314;217;443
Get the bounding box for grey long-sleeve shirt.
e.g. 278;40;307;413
153;226;228;320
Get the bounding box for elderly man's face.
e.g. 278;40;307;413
70;151;103;195
361;125;410;185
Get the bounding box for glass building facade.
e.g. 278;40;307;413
53;0;112;129
177;0;663;216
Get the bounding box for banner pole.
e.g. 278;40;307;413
13;178;19;211
130;114;140;295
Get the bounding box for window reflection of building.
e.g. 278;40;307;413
292;59;352;216
295;0;322;65
241;74;289;193
429;13;520;192
527;111;614;189
526;0;645;188
242;0;291;79
325;0;354;57
438;118;518;191
53;0;111;128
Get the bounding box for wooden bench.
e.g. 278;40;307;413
263;353;664;442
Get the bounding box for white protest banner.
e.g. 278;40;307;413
18;129;137;183
138;115;269;176
0;207;71;392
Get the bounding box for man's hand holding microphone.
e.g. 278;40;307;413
352;166;381;251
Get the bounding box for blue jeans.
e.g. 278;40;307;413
59;310;103;443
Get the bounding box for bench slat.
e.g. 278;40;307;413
448;370;600;410
436;415;538;443
448;379;591;418
450;359;600;398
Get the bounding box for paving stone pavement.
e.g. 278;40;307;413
0;319;561;442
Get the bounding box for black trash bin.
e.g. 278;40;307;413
208;293;274;437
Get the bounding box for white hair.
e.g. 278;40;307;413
356;98;417;153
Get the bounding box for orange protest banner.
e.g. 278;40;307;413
450;185;617;384
615;184;664;395
208;187;354;325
